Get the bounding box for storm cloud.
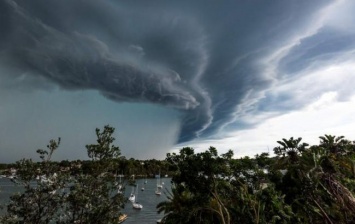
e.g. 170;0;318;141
1;0;352;150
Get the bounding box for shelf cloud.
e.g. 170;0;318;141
1;0;355;160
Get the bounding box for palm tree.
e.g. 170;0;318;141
312;135;355;214
274;137;309;167
273;136;355;223
157;184;198;224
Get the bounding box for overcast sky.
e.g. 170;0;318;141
1;0;355;162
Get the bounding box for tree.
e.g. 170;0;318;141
159;147;294;224
160;147;233;224
64;125;125;223
86;125;120;161
1;138;68;223
274;137;309;165
0;125;125;224
272;135;355;223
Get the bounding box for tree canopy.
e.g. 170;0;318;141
158;135;355;224
0;125;126;224
1;128;354;224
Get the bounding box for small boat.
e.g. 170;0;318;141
132;184;143;209
117;184;123;194
156;171;163;189
132;201;143;209
128;174;137;186
7;175;17;180
117;173;123;194
118;214;128;223
155;184;161;195
129;193;135;202
128;187;135;202
141;180;145;191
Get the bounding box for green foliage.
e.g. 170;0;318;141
1;138;67;223
160;147;295;224
63;125;125;223
1;128;355;224
271;136;355;223
0;125;125;224
158;135;355;224
87;125;120;161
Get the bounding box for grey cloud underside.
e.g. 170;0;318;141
1;1;200;109
0;0;335;143
257;26;355;113
279;28;355;76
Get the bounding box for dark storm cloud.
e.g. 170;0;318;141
279;27;355;76
0;0;333;143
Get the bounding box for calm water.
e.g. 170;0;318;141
0;177;171;223
122;178;170;223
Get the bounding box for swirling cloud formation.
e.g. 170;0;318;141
2;0;353;146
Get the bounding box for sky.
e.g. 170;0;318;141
1;0;355;162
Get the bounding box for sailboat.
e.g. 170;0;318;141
129;174;137;186
141;180;145;191
156;172;163;189
117;174;123;194
132;184;143;209
155;186;161;195
155;174;162;195
128;186;135;202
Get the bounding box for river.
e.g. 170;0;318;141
0;177;171;223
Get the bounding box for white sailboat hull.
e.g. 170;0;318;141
132;202;143;209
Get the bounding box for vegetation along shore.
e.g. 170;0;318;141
1;125;355;223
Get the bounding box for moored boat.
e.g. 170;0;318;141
118;214;128;223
